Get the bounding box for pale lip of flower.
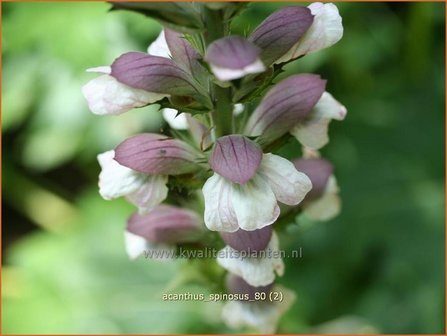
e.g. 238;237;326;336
275;2;344;64
82;66;168;116
303;175;341;221
162;108;189;130
221;284;296;333
203;135;312;232
291;91;348;150
97;150;168;214
217;231;284;287
244;74;327;144
147;30;171;58
248;6;314;65
205;36;266;81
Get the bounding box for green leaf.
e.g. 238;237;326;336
110;2;204;33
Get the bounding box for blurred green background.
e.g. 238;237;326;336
2;2;445;334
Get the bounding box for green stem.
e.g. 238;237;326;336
204;7;233;137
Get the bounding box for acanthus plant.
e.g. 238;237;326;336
82;2;346;333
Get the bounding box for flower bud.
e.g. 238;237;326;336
249;6;313;65
127;205;202;244
226;274;273;301
293;158;333;200
245;74;326;143
209;135;263;184
220;226;272;253
205;36;265;81
114;133;201;175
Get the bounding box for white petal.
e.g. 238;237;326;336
86;66;111;74
312;91;347;121
203;174;239;232
303;175;341;221
291;117;331;150
210;58;265;81
82;74;168;115
147;30;171;58
126;175;169;214
124;230;148;260
275;2;343;63
222;285;296;333
217;232;284;287
258;153;312;206
124;230;175;261
233;103;244;116
231;175;280;231
162;108;189;130
291;92;347;150
98;150;147;199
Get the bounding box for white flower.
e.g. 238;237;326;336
217;232;284;287
82;66;168;116
124;230;174;261
222;285;296;333
303;175;341;221
291;91;347;149
203;153;312;232
275;2;343;63
162;108;189;130
97;150;168;213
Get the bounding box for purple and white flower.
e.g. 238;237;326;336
249;6;314;65
82;66;168;116
275;2;343;64
203;135;312;232
244;74;327;144
291;91;347;149
97;150;168;213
